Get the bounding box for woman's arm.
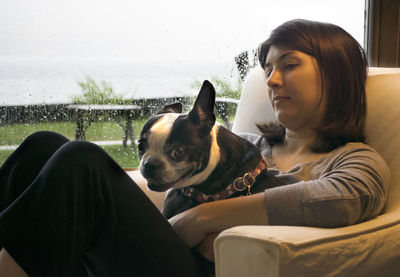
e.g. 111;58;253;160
169;192;268;262
168;192;268;248
263;143;391;227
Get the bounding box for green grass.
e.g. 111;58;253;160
0;113;235;169
0;119;147;168
102;144;139;168
0;119;147;145
0;143;139;169
0;122;76;145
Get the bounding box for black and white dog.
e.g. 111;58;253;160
138;80;282;219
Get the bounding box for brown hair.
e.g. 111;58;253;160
257;19;368;153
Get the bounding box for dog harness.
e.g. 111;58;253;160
181;158;267;203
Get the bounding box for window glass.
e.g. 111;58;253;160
0;0;365;168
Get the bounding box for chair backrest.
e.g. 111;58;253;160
232;67;400;212
364;70;400;212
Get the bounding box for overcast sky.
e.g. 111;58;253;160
0;0;365;62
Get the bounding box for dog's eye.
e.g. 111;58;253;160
170;147;185;161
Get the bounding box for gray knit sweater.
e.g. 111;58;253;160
241;134;391;227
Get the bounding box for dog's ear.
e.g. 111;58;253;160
189;80;216;135
157;103;183;115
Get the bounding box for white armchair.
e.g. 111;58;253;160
126;66;400;277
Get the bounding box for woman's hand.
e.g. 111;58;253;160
169;193;268;248
195;232;219;262
168;205;207;247
169;207;218;262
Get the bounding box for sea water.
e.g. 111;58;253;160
0;57;239;106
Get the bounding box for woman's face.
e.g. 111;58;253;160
264;44;325;131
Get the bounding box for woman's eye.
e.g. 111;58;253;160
284;62;298;69
170;148;185;161
264;68;272;78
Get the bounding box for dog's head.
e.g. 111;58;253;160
138;80;221;192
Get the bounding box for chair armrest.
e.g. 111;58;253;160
214;211;400;277
125;169;166;211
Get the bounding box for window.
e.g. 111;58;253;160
365;0;400;67
0;0;365;168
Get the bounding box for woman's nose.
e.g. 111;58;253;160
266;69;283;89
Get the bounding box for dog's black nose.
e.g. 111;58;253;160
142;158;163;178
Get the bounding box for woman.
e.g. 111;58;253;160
170;19;390;259
0;19;390;276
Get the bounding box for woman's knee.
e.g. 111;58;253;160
22;131;69;149
33;141;114;197
2;131;70;175
54;140;114;168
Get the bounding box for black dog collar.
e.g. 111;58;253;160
181;158;267;203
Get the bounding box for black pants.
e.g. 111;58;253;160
0;131;208;277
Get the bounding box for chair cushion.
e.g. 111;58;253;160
365;72;400;212
232;66;274;135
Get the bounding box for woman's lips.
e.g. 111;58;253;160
273;95;290;105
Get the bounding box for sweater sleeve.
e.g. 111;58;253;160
263;143;391;227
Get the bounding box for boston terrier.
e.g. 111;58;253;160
138;80;284;219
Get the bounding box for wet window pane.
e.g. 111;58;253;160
0;0;365;168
